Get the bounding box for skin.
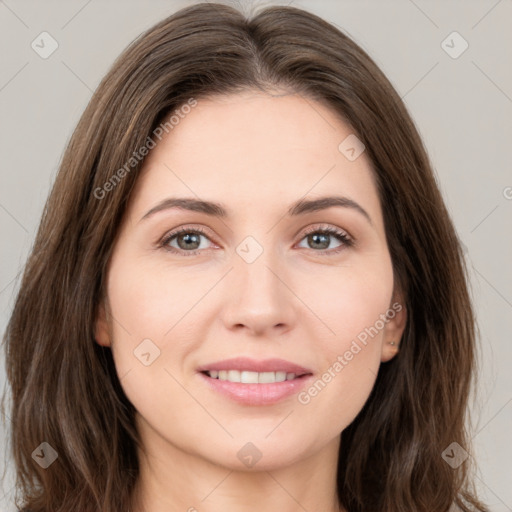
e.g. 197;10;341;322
95;89;407;512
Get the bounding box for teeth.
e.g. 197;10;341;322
241;371;259;384
207;370;298;383
227;370;241;382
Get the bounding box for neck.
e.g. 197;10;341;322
130;415;344;512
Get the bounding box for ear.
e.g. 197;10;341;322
381;291;407;363
94;298;111;347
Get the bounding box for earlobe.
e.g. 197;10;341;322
381;340;401;363
94;300;111;347
381;295;407;363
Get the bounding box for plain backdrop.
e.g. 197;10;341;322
1;1;511;510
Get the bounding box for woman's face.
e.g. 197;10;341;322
95;90;406;471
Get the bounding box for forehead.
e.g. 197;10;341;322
127;91;382;226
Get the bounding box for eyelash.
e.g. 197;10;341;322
158;224;354;258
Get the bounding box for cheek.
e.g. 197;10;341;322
104;257;185;384
294;257;393;423
108;258;184;338
303;252;394;348
104;259;198;424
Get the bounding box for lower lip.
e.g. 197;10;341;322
198;372;313;406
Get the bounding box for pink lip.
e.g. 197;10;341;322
198;372;314;406
196;357;312;376
196;357;314;406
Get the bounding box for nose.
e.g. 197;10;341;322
220;251;297;337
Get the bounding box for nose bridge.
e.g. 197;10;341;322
222;235;295;333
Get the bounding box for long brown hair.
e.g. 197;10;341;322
1;2;489;511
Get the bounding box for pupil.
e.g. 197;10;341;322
179;233;200;250
310;233;329;249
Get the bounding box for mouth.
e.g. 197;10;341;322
200;370;311;383
196;357;314;405
196;357;313;382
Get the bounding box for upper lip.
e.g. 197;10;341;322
197;357;312;376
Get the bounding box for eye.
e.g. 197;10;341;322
159;226;214;256
296;224;354;256
158;224;354;257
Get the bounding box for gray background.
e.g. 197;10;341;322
1;0;511;510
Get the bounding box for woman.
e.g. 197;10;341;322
1;2;490;511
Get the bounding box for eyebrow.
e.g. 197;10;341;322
139;195;373;225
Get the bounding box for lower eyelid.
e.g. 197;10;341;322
160;229;212;251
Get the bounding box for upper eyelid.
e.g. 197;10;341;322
301;224;351;238
161;225;215;244
160;223;353;246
